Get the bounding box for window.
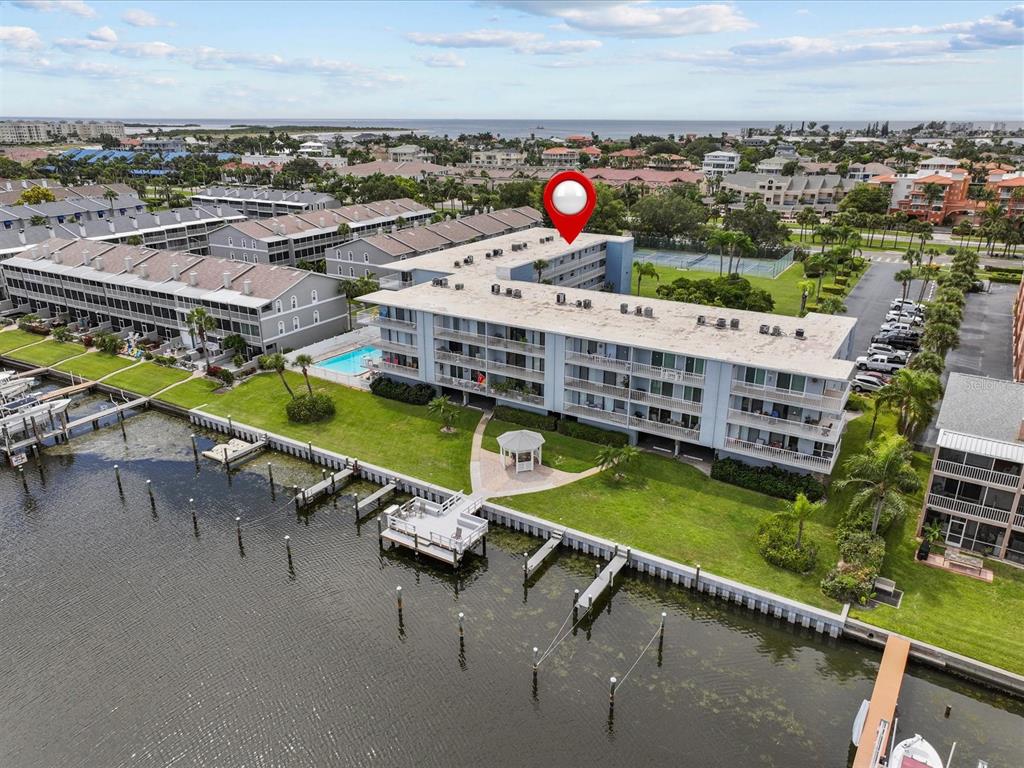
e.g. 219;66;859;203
776;373;806;393
743;367;766;385
313;310;320;324
277;320;285;335
363;252;369;263
364;269;370;277
292;316;300;331
290;295;298;310
349;267;355;277
347;250;353;258
228;237;234;246
310;289;318;303
684;357;705;375
275;299;282;313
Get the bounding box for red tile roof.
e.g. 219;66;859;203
913;174;955;185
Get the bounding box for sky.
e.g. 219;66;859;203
0;0;1021;120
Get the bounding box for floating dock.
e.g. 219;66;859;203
379;493;487;566
576;547;629;611
524;530;563;579
203;437;267;468
853;634;911;768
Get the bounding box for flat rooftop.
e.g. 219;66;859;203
937;373;1024;444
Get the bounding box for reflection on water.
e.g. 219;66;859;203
1;410;1021;767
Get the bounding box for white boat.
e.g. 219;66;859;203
889;734;944;768
0;398;71;437
0;369;15;384
0;378;36;401
851;698;871;745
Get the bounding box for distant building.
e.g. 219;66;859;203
2;238;349;356
991;173;1024;218
1;195;146;229
608;149;646;169
0;120;125;144
208;198;433;267
470;149;526;168
541;147;579;167
755;156;791;175
846;162;896;183
646;154;688;171
702;150;740;177
565;135;593;146
388;144;434;163
869;169;975;224
298;141;330;157
720;173;847;216
139;136;188;154
0;179;138;207
583;168;703;190
342;160;454;180
918;156;961;173
191;186;340;219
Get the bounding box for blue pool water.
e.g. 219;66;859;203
315;345;381;375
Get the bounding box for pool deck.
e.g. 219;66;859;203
290;327;380;389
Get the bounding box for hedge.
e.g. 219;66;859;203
493;405;558;431
984;264;1023;275
369;375;435;405
710;457;825;501
286;392;336;423
986;272;1021;284
820;285;844;295
557;418;628;446
757;512;818;573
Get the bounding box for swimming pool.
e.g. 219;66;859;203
315;345;382;375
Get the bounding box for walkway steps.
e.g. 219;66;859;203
356;482;397;515
524;530;563;579
576;549;629;611
853;634;911;768
292;468;353;509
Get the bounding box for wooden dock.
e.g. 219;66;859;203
292;468;354;509
357;482;396;515
576;548;629;611
2;396;148;456
853;634;911;768
379;494;487;566
524;530;563;579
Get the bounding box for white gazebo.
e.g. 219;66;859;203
497;430;545;473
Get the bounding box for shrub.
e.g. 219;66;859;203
81;335;93;348
557;419;628;446
757;512;818;573
286;392;336;423
845;393;869;412
93;332;123;355
820;285;844;295
834;276;848;286
984;264;1023;275
216;368;235;386
986;272;1020;284
821;564;876;605
207;365;223;376
493;405;557;431
153;354;176;367
369;375;435;405
143;350;154;360
837;529;886;572
711;458;825;501
232;353;245;368
945;246;957;255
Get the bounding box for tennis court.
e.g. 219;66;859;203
636;247;794;278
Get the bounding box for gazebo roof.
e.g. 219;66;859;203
497;429;545;452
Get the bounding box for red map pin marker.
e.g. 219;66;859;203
543;170;596;245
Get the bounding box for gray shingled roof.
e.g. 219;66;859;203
936;373;1024;444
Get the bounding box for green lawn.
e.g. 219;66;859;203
103;362;191;396
0;328;49;353
154;377;222;410
196;372;480;490
482;418;600;473
54;353;136;381
632;261;858;317
8;340;87;367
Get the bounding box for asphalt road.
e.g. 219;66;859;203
841;261;931;360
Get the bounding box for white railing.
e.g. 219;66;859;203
1014;513;1024;530
926;493;1011;525
377;338;418;354
563;403;628;426
492;388;544;406
437;374;486;393
730;380;847;412
727;408;840;441
564;351;705;384
486;359;545;382
628;415;700;442
377;360;421;378
359;310;417;331
630;389;703;415
565;351;631;373
724;438;834;472
934;459;1021;490
433;326;488;346
378;275;413;291
564;376;630;400
434;349;485;367
486;335;546;356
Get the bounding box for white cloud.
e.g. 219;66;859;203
88;26;117;43
121;8;174;28
416;52;467;68
521;38;601;54
11;0;96;18
406;29;543;48
115;40;177;58
488;1;755;38
0;25;44;50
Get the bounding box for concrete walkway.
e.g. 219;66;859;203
469;411;602;498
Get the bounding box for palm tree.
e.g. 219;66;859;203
920;182;944;217
259;352;295;398
428;395;457;433
924;302;961;328
103;188;119;216
813;223;838;255
922;321;960;357
294;353;314;394
635;261;659;296
882;368;943;438
185;307;217;372
795;207;819;242
797;278;816;315
835;435;921;535
817;296;847;315
783;493;823;550
706;228;733;276
726;232;755;276
894;268;915;303
907;350;945;377
532;258;549;283
952;221;973;248
596;444;640;481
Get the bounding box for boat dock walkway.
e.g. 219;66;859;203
3;396;149;455
853;634;911;768
357;482;396;515
524;530;563;579
40;380;94;400
293;468;354;510
12;366;47;380
576;547;629;611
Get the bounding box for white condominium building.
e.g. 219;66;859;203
702;150;741;177
360;228;855;475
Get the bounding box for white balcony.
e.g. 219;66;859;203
926;493;1012;525
358;310;416;331
565;351;631;373
486;335;545;356
724;437;834;473
487;359;545;383
433;325;488;346
630;389;703;415
933;459;1021;490
628;415;700;443
727;408;841;442
437;374;486;394
376;360;421;379
377;338;418;354
564;351;705;385
437;374;544;405
378;274;413;291
434;349;485;367
730;380;847;412
564;376;630;400
564;403;628;427
492;388;545;406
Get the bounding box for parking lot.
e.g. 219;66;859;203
842;262;930;361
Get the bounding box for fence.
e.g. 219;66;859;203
636;245;795;279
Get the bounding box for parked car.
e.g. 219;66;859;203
891;298;923;311
883;312;924;325
867;343;910;360
856;354;907;373
871;333;921;351
851;373;886;393
879;321;922;335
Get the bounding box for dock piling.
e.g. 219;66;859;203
190;433;198;462
285;535;293;571
114;464;122;494
118;408;126;440
19;467;27;490
146;479;154;507
532;646;539;670
267;462;274;487
694;563;701;591
573;589;580;621
458;611;464;638
189;498;197;534
235;516;243;551
609;676;617;705
396;585;403;611
944;704;952;719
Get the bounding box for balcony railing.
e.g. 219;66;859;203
628;415;700;442
434;349;485;367
564;376;630;400
926;493;1011;525
485;335;546;356
378;274;414;291
729;380;847;412
437;374;487;394
1015;513;1024;531
565;351;631;373
724;438;834;472
933;459;1021;490
433;325;488;346
358;310;416;331
377;360;421;378
377;338;418;354
432;324;544;356
564;351;705;384
491;388;545;406
563;403;628;427
436;374;544;405
487;359;545;382
727;408;840;442
630;389;703;415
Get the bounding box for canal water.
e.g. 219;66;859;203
1;405;1022;767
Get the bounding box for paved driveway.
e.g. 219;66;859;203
841;262;931;360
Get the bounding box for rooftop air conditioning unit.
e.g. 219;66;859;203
696;315;706;325
511;244;520;252
454;283;464;291
583;299;593;309
494;248;503;256
759;324;770;335
795;328;806;339
440;278;449;288
453;260;461;267
771;325;782;336
634;306;643;316
465;255;474;265
576;299;583;308
512;289;522;299
556;293;566;305
730;318;740;330
643;306;653;318
620;303;629;314
485;251;492;259
505;287;513;297
432;278;442;287
491;283;501;294
716;317;727;328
